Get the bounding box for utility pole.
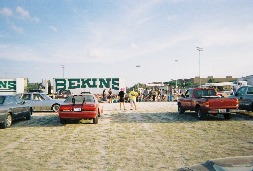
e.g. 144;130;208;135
196;47;203;87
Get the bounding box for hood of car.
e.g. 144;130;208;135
178;156;253;171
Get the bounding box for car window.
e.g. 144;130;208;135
247;87;253;94
237;87;247;96
194;89;216;98
33;94;43;100
185;90;190;97
0;96;5;104
6;96;16;104
23;94;32;100
40;94;51;100
14;96;23;103
65;95;94;103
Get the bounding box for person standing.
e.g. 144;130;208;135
129;89;138;110
102;89;106;101
108;88;113;103
118;88;126;110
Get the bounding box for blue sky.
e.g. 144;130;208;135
0;0;252;87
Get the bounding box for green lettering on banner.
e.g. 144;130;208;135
8;81;16;90
112;78;119;90
81;78;97;88
0;81;7;88
99;78;111;88
90;78;98;88
55;79;66;92
68;79;80;89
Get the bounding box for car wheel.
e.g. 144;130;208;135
1;113;12;129
52;104;60;112
178;104;185;114
197;108;206;120
26;108;32;120
93;115;98;124
224;113;231;120
60;118;66;125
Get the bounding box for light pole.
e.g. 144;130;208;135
174;59;179;88
61;65;65;78
196;47;203;87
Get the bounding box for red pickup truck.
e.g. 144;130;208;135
177;88;239;120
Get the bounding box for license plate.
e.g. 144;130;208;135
219;109;226;113
74;108;82;112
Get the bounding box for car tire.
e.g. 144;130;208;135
0;113;12;129
52;104;60;112
60;118;66;125
26;108;32;120
93;115;98;124
224;113;231;120
178;104;185;114
197;108;206;120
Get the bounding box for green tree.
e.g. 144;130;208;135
208;78;215;83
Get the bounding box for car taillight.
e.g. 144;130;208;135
59;106;72;111
236;99;239;107
205;101;209;107
83;104;96;110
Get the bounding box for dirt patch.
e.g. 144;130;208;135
0;102;253;170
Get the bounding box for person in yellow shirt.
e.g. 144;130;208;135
129;89;138;110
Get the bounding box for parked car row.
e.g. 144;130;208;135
177;85;253;120
0;93;102;129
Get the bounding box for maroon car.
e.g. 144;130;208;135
58;94;101;124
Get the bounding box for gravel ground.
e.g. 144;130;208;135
0;102;253;171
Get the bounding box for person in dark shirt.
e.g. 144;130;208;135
118;88;126;110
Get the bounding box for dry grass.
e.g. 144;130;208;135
0;102;253;171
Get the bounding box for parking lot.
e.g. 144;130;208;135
0;102;253;170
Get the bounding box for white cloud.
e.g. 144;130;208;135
16;6;30;19
0;44;44;62
0;7;13;17
49;26;58;32
11;24;23;34
15;6;40;22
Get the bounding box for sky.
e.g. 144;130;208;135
0;0;252;87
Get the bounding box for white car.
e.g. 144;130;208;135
18;93;64;112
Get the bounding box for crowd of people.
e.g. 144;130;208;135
101;87;183;110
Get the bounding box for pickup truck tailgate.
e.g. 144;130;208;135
208;98;238;109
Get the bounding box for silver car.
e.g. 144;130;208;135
0;95;31;129
18;93;64;112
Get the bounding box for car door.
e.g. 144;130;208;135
235;86;248;109
181;89;194;110
14;96;28;116
5;96;19;119
32;93;49;111
244;87;253;110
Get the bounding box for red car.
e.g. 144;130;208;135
58;94;101;124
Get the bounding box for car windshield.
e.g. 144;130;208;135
0;96;5;104
65;95;94;103
40;94;52;100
